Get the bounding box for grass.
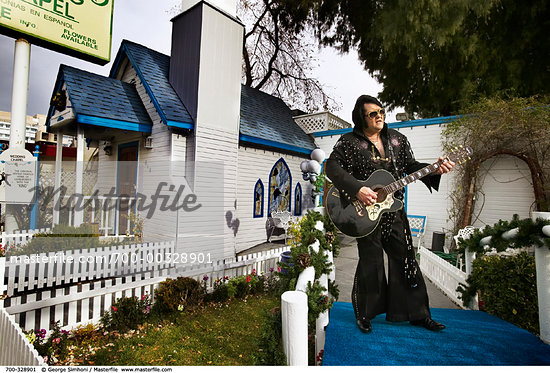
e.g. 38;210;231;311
60;294;281;366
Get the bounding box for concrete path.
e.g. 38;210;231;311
334;234;460;309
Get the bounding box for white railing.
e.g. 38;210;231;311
282;217;334;366
4;241;174;297
293;112;351;134
1;228;51;248
418;246;468;308
62;195;141;236
0;307;46;366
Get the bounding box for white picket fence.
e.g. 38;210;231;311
0;307;45;366
1;228;51;249
2;244;288;333
418;246;468;308
4;241;174;297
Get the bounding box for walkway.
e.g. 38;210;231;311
334;235;460;309
327;235;550;365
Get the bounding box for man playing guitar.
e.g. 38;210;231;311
325;95;454;333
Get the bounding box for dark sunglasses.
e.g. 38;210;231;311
365;108;385;119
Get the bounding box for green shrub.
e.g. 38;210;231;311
154;277;204;314
100;294;152;332
458;252;539;334
252;307;286;365
11;224;131;255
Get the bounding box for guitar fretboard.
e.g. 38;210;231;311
382;162;441;195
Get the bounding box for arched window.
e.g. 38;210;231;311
268;158;292;216
253;179;264;218
294;183;302;216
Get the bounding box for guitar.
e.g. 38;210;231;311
326;145;473;238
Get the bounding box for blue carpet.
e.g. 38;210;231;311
323;302;550;365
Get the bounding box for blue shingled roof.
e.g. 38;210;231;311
49;40;315;154
110;40;194;129
240;85;316;153
49;65;153;132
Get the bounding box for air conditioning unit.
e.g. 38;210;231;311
35;130;56;144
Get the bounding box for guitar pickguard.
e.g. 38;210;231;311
364;194;394;221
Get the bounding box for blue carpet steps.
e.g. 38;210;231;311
323;302;550;365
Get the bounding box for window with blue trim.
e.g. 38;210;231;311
294;183;302;216
268;158;292;216
254;179;264;218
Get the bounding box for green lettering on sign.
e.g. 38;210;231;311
1;6;11;20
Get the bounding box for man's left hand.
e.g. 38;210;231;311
436;157;455;174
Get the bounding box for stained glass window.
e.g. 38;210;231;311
254;179;264;218
294;183;302;216
268;158;291;216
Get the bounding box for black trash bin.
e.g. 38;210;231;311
431;231;445;252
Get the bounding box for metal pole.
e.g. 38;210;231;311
9;39;31;150
30;145;40;229
5;39;31;233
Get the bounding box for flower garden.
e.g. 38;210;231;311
19;210;341;366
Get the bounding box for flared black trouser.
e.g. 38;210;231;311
352;212;431;322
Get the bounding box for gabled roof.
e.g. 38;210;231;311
239;85;316;154
47;65;153;133
110;40;194;130
113;41;315;154
48;40;316;155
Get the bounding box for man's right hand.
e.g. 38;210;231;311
356;186;378;206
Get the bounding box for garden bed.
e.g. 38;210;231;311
40;293;281;366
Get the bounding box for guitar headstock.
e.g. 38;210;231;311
446;145;474;165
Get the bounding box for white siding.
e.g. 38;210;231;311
472;155;535;226
401;123;535;250
235;146;314;253
398;124;452;248
94;60;179;241
313;133;342;162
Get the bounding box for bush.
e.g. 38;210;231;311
458;252;539;334
100;294;151;332
154;277;205;314
252;307;286;365
27;321;70;364
11;224;131;255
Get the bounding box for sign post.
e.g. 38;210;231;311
0;1;114;231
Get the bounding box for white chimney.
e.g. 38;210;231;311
181;0;237;18
169;0;244;260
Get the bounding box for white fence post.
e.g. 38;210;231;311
532;212;550;344
534;243;550;344
0;256;5;298
281;291;309;366
464;248;475;276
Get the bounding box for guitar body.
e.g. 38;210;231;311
326;169;403;237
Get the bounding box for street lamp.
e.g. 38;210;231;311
300;148;326;206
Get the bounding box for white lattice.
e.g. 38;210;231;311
294;112;352;134
327;113;349;130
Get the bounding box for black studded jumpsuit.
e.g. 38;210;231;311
326;123;441;322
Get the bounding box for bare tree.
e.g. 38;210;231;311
239;0;338;113
170;0;339;113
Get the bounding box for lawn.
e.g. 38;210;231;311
58;294;281;366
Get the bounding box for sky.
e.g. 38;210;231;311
0;0;399;125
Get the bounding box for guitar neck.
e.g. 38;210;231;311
383;162;441;195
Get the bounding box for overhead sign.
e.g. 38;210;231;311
0;0;114;65
0;147;37;204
